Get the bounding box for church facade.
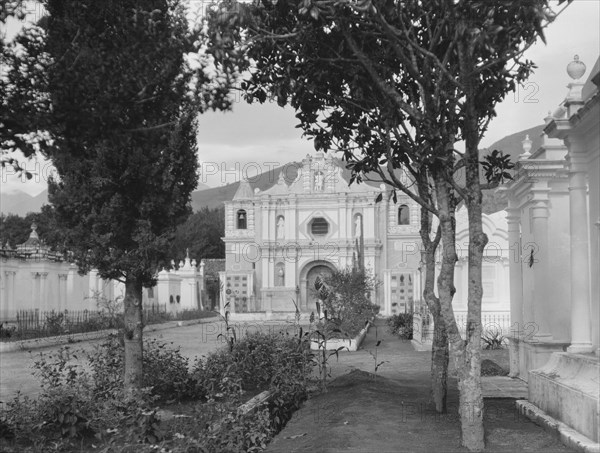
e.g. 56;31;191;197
220;152;511;326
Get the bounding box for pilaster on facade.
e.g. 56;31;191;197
505;200;524;366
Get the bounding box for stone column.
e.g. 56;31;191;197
3;271;16;319
565;143;594;353
58;274;68;311
39;272;49;311
506;205;523;377
530;191;552;340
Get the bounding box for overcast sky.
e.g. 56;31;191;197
2;0;599;195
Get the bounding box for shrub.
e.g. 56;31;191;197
87;334;197;402
0;323;16;339
315;268;380;337
387;313;413;339
481;330;506;349
2;345;158;449
1;330;314;452
191;331;313;400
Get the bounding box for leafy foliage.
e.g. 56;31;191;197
481;150;515;186
387;313;413;340
1;0;237;389
167;206;226;266
1;330;315;452
0;206;62;250
314;267;379;337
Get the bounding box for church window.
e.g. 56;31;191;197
237;210;247;229
310;217;329;236
398;205;410;225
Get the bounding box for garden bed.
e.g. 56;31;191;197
0;330;312;452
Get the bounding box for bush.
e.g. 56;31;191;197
2;345;158;450
192;331;312;398
481;330;506;349
0;323;16;339
87;334;197;402
315;268;380;337
387;313;413;339
1;330;314;452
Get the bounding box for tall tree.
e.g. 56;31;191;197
167;206;226;264
0;206;62;249
1;1;53;178
207;0;569;449
3;0;232;390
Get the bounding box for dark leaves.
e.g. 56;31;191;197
481;149;515;185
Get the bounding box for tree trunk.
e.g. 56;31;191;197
459;146;487;452
417;170;449;413
429;298;448;413
432;169;485;451
123;278;144;391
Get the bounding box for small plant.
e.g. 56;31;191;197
481;330;506;349
310;301;346;391
217;301;238;352
44;310;69;335
366;324;388;378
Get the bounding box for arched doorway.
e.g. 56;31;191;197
299;261;335;312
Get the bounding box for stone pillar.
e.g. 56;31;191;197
530;192;552;340
3;271;16;319
506;205;523;377
565;143;594;353
58;274;68;311
157;268;170;307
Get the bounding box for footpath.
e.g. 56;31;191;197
266;319;574;453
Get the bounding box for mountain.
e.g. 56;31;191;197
191;162;303;211
1;190;48;216
0;182;210;216
482;124;545;161
195;182;211;191
190;159;382;212
479;123;546;214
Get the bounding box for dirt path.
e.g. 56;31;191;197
267;319;573;453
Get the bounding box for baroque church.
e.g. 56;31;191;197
220;151;511;322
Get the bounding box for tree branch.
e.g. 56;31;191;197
342;30;422;121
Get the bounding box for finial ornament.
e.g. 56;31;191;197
520;134;532;159
567;55;586;80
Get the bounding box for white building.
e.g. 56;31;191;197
220;152;512;329
503;55;599;447
0;223;208;320
0;223;127;319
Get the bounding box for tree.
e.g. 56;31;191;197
167;206;225;264
1;1;53;178
3;0;232;390
0;205;62;249
207;0;569;449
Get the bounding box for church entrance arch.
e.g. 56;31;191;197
299;261;336;312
